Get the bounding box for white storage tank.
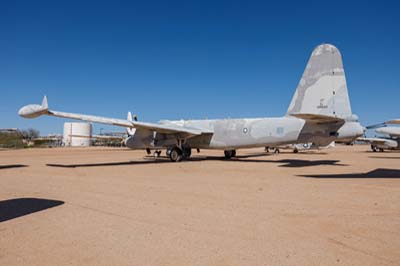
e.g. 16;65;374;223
63;122;92;147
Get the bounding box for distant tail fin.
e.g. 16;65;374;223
42;95;48;109
287;44;352;119
126;112;135;136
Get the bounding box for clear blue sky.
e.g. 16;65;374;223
1;0;399;135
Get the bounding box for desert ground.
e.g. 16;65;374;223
0;145;399;266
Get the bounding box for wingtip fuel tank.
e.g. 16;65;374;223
18;96;49;118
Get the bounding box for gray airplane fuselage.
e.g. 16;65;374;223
372;127;400;150
125;116;364;150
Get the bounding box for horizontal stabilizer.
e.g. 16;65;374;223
290;113;344;124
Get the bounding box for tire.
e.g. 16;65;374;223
170;148;182;162
183;147;191;158
224;150;235;159
293;148;299;153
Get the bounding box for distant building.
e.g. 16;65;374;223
0;128;18;133
63;122;92;147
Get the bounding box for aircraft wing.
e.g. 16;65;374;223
290;113;344;124
19;96;211;137
358;137;387;145
67;134;125;140
385;119;400;124
366;119;400;129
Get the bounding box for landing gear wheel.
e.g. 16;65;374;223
169;147;183;162
224;150;236;159
379;148;384;152
274;148;280;154
182;147;191;158
293;148;299;153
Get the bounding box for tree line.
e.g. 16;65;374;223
0;128;40;148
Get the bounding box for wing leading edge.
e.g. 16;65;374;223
18;96;211;137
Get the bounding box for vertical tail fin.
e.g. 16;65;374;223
287;44;352;119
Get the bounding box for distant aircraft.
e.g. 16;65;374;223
266;141;335;154
359;119;400;152
19;44;364;161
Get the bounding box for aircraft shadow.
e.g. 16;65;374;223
369;156;400;160
46;154;344;168
45;152;273;168
274;159;345;167
202;152;274;160
47;159;173;168
0;164;27;169
192;156;346;167
0;198;64;223
299;168;400;178
364;150;400;154
231;159;346;167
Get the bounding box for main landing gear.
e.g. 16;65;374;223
224;149;236;159
265;146;280;154
371;145;384;152
167;146;192;162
